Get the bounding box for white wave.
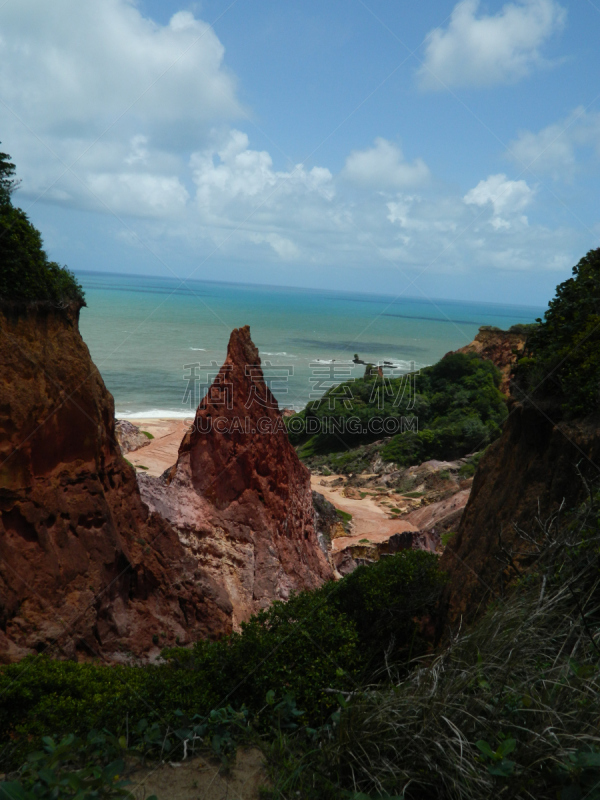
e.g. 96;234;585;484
310;358;354;365
261;351;296;357
118;409;195;420
382;360;428;372
188;347;207;351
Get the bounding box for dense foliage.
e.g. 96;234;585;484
0;147;84;306
514;247;600;418
288;351;507;466
0;731;150;800
0;551;444;771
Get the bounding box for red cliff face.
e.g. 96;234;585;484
0;305;231;663
440;401;600;627
139;326;333;626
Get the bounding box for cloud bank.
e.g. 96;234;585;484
0;0;586;291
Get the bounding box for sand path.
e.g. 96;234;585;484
123;418;190;476
311;476;418;551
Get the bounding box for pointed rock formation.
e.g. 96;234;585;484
0;304;231;663
139;326;333;626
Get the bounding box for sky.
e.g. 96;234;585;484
1;0;599;306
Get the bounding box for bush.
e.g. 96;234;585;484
380;353;507;465
164;589;361;725
0;731;146;800
0;552;445;771
458;449;486;478
329;550;445;670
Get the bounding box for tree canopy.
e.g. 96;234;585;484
0;145;84;306
514;248;600;418
287;351;507;466
0;149;19;205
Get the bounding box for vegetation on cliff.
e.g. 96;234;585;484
0;551;443;773
0;148;84;306
288;351;507;466
514;247;600;418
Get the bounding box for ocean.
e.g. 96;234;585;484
77;271;544;418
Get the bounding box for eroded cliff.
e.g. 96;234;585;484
440;399;600;626
0;304;231;663
453;325;527;396
138;326;333;626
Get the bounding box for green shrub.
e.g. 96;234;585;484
0;731;147;800
0;553;445;771
328;550;445;671
441;530;457;547
163;589;361;725
458;449;485;478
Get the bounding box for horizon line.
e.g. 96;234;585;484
73;268;545;314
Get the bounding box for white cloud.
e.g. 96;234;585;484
190;129;335;229
0;0;241;218
86;172;189;218
464;173;534;228
375;185;575;277
387;196;427;230
125;136;150;166
0;2;240;134
249;233;300;260
0;1;584;280
342;138;430;189
508;108;600;179
191;131;335;205
418;0;566;90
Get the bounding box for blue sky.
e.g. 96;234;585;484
1;0;599;305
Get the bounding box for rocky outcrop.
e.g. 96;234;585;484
332;528;440;576
138;326;333;626
452;325;528;395
440;400;600;627
115;420;151;455
0;304;231;663
313;490;342;546
402;488;470;534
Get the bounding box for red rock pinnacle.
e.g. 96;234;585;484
140;325;333;626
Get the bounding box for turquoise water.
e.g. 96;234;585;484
77;271;544;417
